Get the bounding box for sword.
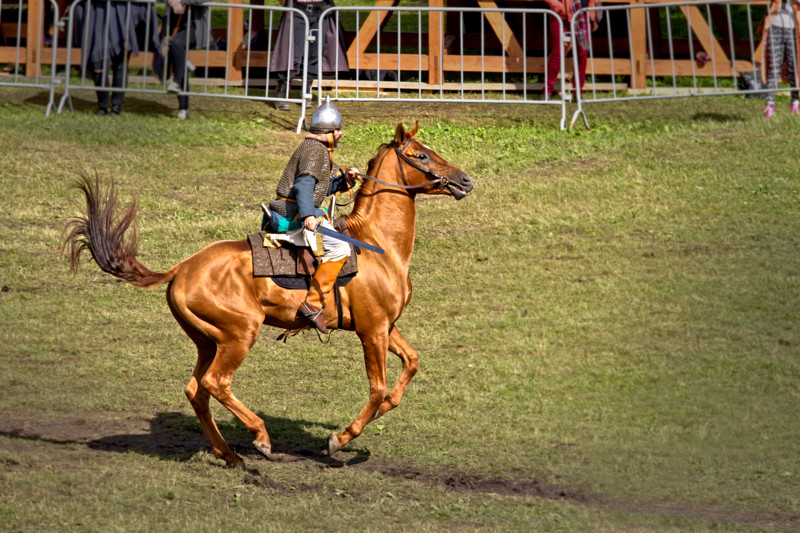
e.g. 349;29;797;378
316;225;385;255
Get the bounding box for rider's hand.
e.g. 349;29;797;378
346;167;360;183
303;216;317;231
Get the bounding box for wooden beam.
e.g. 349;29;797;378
629;0;647;90
341;53;429;71
476;0;523;64
346;0;398;64
443;54;545;72
679;4;731;67
26;0;43;76
227;1;243;82
427;0;443;85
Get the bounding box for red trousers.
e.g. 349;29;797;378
544;17;589;95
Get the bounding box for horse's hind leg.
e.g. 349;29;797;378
172;309;245;467
373;326;418;420
200;337;277;460
184;337;244;467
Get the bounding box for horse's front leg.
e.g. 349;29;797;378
328;330;388;456
372;325;418;420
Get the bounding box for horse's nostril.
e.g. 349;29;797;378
460;174;474;190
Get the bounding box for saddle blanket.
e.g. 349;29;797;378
246;231;358;290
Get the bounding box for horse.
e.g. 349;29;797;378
62;122;474;468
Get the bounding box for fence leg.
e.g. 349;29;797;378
569;107;590;130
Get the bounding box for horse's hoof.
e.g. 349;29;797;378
254;441;294;462
226;456;246;470
327;432;341;456
254;441;272;459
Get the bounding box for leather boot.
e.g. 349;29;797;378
300;257;347;334
274;80;289;111
93;71;110;115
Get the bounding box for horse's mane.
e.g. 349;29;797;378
365;141;397;174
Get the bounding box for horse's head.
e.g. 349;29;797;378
392;122;474;200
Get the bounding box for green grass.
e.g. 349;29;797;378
1;87;799;531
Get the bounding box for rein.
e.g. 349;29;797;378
353;139;450;191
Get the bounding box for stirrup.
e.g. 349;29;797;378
300;301;329;334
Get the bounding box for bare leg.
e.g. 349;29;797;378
328;330;389;455
373;326;418;419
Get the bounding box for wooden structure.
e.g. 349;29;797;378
1;0;770;89
343;0;770;88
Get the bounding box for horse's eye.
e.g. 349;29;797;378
416;152;430;163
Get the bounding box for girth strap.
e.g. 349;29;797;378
334;282;343;330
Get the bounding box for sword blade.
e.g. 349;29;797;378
316;225;385;254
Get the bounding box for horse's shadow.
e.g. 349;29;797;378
0;411;370;468
87;411;371;468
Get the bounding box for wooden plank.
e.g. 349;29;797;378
629;0;647;90
585;57;633;75
227;1;243;82
428;0;444;85
2;22;27;38
0;47;25;62
340;52;429;71
338;52;547;74
476;0;523;64
443;54;545;72
645;58;755;77
26;0;42;75
346;0;398;62
679;4;731;68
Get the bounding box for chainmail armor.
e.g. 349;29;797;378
270;139;334;216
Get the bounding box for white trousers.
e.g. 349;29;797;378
269;218;351;263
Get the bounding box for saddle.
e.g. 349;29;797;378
246;231;358;290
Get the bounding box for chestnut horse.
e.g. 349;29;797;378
63;122;474;468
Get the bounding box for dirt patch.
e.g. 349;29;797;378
345;461;591;502
242;473;322;493
1;410;798;530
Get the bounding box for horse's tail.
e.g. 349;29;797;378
62;174;176;289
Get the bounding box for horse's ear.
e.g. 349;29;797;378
394;123;406;144
394;122;419;144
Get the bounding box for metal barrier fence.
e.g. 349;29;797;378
3;0;791;130
0;0;59;115
316;6;568;128
570;0;796;128
55;0;313;131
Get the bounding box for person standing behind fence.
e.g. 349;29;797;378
759;0;800;118
162;0;212;120
75;0;159;116
542;0;600;100
268;0;348;112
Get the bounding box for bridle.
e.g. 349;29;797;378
353;138;451;191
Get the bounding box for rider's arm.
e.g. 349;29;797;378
291;174;318;221
328;169;348;195
328;167;360;195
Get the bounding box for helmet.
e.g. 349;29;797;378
309;96;342;133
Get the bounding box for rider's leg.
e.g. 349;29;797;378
300;219;350;334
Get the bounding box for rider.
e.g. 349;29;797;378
267;97;359;334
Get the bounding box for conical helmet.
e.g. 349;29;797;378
309;96;342;133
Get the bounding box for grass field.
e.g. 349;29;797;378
1;88;799;531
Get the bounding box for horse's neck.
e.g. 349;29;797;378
347;150;416;266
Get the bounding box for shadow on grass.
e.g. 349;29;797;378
40;94;174;118
690;111;747;123
0;411;370;468
87;411;371;467
23;90;305;127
